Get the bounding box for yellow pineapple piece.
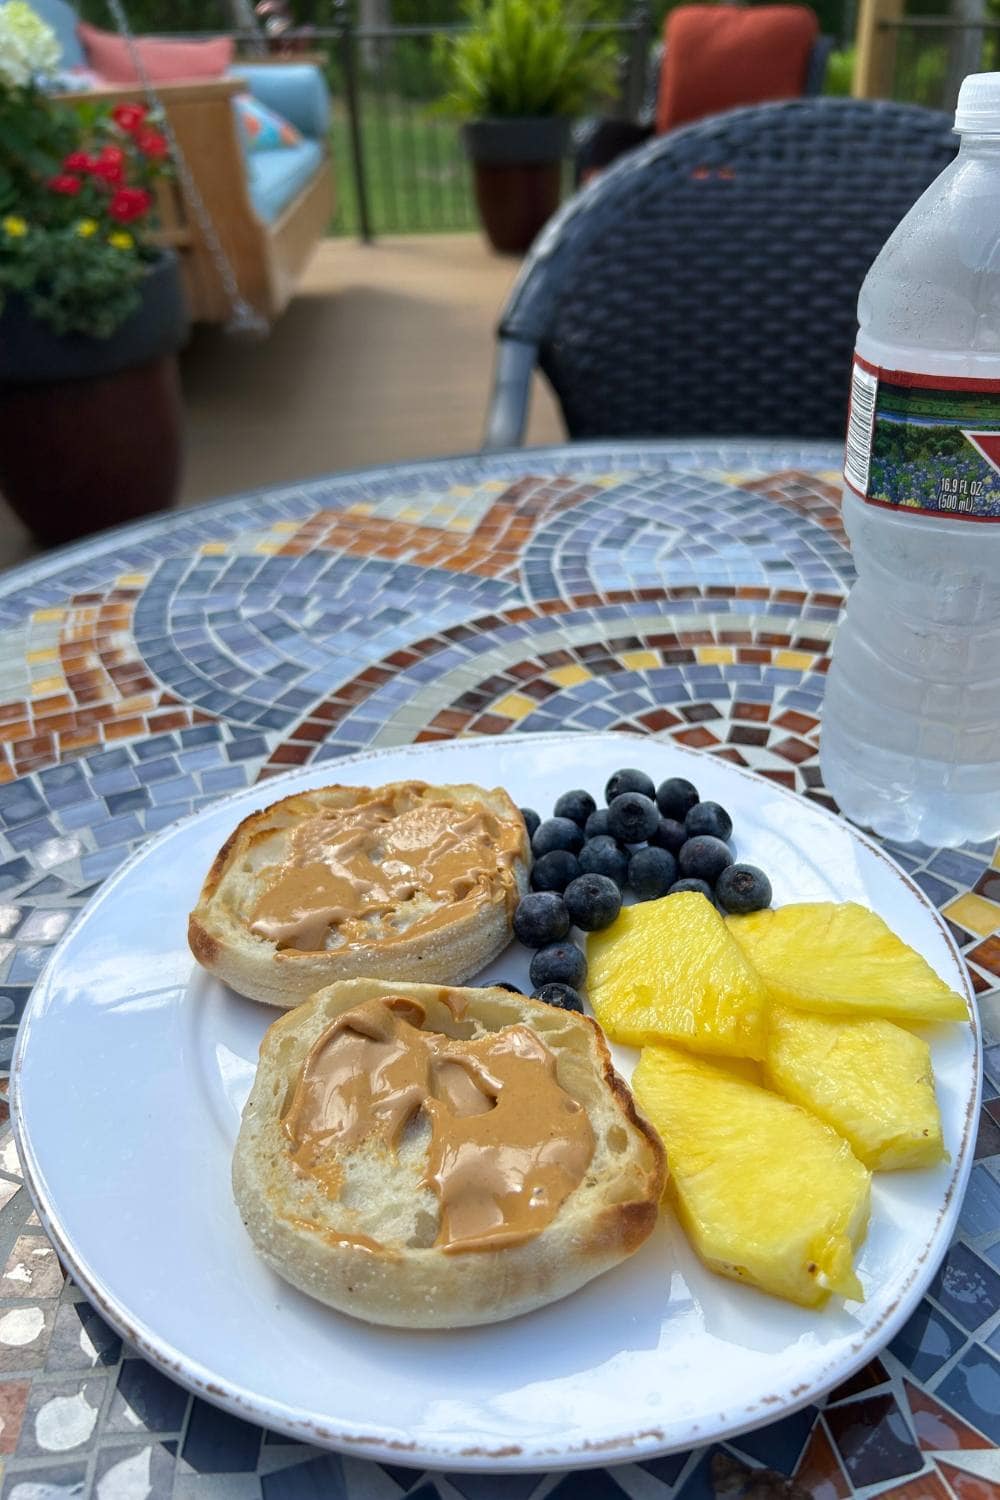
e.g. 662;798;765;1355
633;1044;870;1307
727;902;968;1025
588;892;768;1058
765;1005;946;1171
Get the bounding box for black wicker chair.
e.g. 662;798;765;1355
484;98;957;448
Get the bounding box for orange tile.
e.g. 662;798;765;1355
937;1461;1000;1499
59;729;100;751
0;722;31;744
103;717;144;741
0;1379;30;1454
0;763;15;785
905;1382;993;1451
795;1419;851;1499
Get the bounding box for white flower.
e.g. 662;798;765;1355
0;1;62;89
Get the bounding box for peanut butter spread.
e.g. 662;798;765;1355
281;996;595;1254
249;783;522;951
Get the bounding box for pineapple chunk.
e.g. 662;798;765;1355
727;902;968;1025
588;892;768;1058
766;1005;946;1171
634;1044;870;1307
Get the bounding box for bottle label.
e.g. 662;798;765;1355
844;356;1000;522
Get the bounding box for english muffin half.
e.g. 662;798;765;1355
232;979;666;1328
188;780;530;1007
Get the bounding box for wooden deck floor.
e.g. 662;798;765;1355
0;234;564;571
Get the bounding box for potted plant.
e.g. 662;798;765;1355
0;1;187;547
439;0;616;255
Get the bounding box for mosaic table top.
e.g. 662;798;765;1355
0;440;996;1500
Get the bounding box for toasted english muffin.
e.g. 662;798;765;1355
188;780;530;1007
232;979;666;1328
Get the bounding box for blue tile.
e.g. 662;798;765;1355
0;858;30;888
935;1344;1000;1443
92;814;143;849
85;749;132;774
181;1399;262;1473
0;987;30;1025
260;1454;348;1499
889;1299;967;1380
134;757;181;786
929;849;989;886
959;1165;1000;1238
104;788;151;817
45;1302;122;1371
929;1240;1000;1332
447;1471;547;1500
108;1359;189;1433
734;1407;817;1471
93;1442;175;1500
133;735;180;762
0;781;47;826
638;1450;690;1487
144;804;192;833
201;768;248;794
914;872;957;908
226;737;269;763
2;1460;87;1498
90;769;139;797
80;849;126;882
179;725;222;747
546;1472;628;1500
6;817;57;852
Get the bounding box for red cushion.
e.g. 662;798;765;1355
77;22;234;83
655;5;819;135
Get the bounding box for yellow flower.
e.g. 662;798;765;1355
107;232;134;251
2;216;28;238
75;219;98;239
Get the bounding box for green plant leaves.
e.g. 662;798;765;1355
439;0;618;118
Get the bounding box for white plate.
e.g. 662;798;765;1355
12;733;980;1472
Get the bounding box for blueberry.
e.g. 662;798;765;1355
669;877;717;905
530;850;581;893
607;792;660;844
513;891;571;948
529;941;587;991
685;801;733;842
578;835;629;888
520;807;540;839
715;863;772;915
532;816;584;857
584;807;612;839
491;981;524;993
532;982;585;1014
553;789;597;828
605;767;655;804
650;816;687;855
564;873;622;931
655;777;699;820
628;846;677;900
677;835;733;885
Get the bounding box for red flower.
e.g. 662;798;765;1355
136;128;169;160
63;151;97;173
47;174;82;196
108;187;153;223
92;145;126;185
111;103;147;133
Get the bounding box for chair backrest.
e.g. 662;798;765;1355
30;0;86;69
655;5;819;134
496;98;957;442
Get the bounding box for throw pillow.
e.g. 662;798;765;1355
233;94;302;152
77;22;234;84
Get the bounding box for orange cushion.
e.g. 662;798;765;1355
655;5;819;135
77;22;234;83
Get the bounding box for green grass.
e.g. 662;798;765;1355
329;98;478;237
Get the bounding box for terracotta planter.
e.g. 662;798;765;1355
0;252;188;547
462;118;571;255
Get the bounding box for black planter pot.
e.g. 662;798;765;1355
0;252;189;546
462;118;572;254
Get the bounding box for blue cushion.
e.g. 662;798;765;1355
30;0;86;68
246;137;325;223
230;63;330;140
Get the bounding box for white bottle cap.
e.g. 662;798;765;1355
955;72;1000;132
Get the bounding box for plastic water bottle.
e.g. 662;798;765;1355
819;74;1000;847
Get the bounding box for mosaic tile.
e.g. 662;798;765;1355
935;1347;1000;1444
825;1396;922;1488
0;445;994;1497
937;1460;1000;1499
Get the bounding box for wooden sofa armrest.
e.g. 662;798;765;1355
56;76;244;107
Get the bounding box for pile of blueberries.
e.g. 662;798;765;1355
513;767;772;1014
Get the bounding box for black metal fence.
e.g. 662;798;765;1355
228;7;655;238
